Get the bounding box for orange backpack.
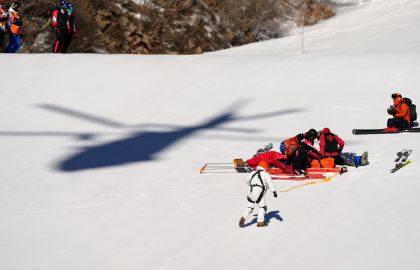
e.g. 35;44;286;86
10;12;22;35
310;157;335;168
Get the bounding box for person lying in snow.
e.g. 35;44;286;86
317;127;368;167
245;150;294;174
239;161;277;228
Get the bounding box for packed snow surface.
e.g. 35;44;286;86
1;0;420;269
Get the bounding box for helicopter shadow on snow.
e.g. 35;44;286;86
32;102;307;172
0;102;367;172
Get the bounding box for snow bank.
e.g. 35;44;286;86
0;0;419;269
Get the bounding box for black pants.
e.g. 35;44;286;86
0;30;5;48
292;149;309;170
53;29;68;53
62;34;73;53
331;155;345;165
387;117;410;129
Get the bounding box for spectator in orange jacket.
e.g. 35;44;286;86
5;2;23;53
387;93;411;129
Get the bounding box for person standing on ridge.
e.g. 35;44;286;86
4;2;23;53
239;161;278;228
0;1;8;48
52;0;69;53
62;2;76;53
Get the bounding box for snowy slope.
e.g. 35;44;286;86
1;0;420;269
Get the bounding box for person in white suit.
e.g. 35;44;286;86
239;161;278;227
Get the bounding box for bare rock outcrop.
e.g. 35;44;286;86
12;0;337;54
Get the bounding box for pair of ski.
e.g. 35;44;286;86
390;149;412;173
353;127;420;135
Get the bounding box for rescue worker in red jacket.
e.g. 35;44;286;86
387;93;411;129
0;0;8;48
290;129;322;174
246;150;294;174
318;127;345;164
62;2;76;53
4;2;23;53
52;1;69;53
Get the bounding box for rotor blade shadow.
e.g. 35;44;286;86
232;108;307;121
37;104;127;129
0;131;100;140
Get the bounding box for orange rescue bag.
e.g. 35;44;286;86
310;157;335;168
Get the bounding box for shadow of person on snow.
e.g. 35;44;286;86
245;210;284;227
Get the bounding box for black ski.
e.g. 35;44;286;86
390;160;411;173
401;150;412;162
353;128;420;135
391;149;412;173
395;149;407;162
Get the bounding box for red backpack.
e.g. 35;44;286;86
320;132;339;154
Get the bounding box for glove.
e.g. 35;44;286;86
273;191;278;198
296;133;304;140
387;109;395;115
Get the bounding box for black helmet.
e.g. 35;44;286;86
11;2;21;11
391;92;402;99
305;128;318;140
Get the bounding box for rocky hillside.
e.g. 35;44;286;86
15;0;337;54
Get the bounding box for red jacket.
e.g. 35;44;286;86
319;128;345;157
246;151;293;173
52;8;69;30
